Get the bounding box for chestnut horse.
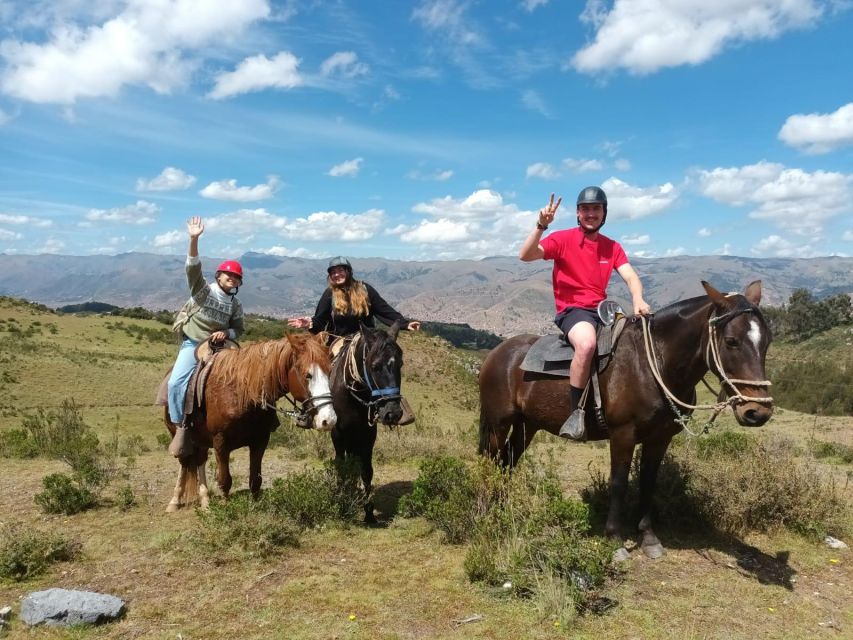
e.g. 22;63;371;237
329;323;405;523
478;281;773;559
163;332;336;512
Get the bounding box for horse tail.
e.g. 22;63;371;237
180;462;200;507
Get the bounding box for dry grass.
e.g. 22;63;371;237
0;297;851;639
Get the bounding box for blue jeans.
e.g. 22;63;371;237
167;337;200;423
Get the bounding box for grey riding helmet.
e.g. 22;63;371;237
327;256;352;273
576;185;608;226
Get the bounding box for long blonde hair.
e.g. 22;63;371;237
330;276;369;317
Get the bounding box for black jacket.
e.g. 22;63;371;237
308;282;408;337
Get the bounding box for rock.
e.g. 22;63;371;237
0;606;10;620
20;589;125;627
825;536;848;550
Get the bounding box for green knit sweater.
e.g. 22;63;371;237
179;256;245;343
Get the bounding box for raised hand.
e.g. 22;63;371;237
538;193;561;228
287;317;312;329
187;216;204;238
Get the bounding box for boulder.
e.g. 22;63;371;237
21;589;125;627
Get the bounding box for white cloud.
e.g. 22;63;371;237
283;209;384;241
328;158;363;177
200;176;279;201
0;213;53;227
614;158;631;171
620;233;650;245
320;51;368;78
522;0;550;10
152;230;183;248
0;0;271;104
563;157;603;172
696;160;852;234
0;107;13;126
751;234;821;258
406;168;454;181
664;247;686;257
136;166;196;192
526;162;560;180
571;0;824;75
602;177;678;219
697;227;712;237
844;230;853;242
413;189;518;221
778;102;853;154
401;218;473;244
263;246;317;258
0;228;22;240
521;89;553;118
85;200;159;225
209;52;302;99
412;0;482;45
38;237;65;254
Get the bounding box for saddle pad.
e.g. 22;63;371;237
519;317;627;377
519;334;574;377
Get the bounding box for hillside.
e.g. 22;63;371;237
0;296;851;639
0;252;850;337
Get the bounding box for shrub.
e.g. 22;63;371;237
155;432;171;449
810;440;853;464
115;485;136;511
34;473;97;515
0;428;38;458
195;494;301;560
0;524;80;581
264;459;365;528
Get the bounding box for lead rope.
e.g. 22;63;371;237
640;314;772;436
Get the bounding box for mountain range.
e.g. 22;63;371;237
1;253;850;336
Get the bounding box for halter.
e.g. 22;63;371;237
273;389;335;429
342;332;402;424
640;304;772;435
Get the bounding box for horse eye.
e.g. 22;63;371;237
305;373;313;380
724;337;739;348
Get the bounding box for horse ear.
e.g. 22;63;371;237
388;320;401;342
701;281;729;307
743;280;762;306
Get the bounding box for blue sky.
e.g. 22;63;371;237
1;0;852;261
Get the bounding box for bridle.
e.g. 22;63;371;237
640;304;773;435
261;365;334;429
341;332;402;424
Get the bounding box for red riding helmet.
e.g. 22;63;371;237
216;260;243;279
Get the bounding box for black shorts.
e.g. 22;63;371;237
554;307;600;335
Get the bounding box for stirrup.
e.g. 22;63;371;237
558;408;586;441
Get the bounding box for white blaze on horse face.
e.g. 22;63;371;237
747;319;763;351
309;363;336;431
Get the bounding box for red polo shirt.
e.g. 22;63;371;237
540;227;628;312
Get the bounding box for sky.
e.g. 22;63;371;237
1;0;852;262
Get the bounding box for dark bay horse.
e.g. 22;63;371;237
163;332;336;512
329;323;405;523
478;281;773;559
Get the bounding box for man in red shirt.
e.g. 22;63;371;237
519;186;651;439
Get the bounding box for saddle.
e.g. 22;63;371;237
519;317;627;378
154;339;240;423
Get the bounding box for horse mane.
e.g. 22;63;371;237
649;291;764;328
212;334;328;413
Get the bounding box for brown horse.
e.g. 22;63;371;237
478;281;773;559
163;332;336;512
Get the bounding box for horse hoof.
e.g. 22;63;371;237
643;543;665;559
612;547;631;562
165;503;179;513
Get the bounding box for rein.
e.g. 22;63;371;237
268;390;335;429
640;308;772;435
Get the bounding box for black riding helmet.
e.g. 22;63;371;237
576;185;608;229
327;256;352;273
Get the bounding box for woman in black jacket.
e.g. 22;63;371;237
288;256;420;424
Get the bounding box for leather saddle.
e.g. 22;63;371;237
519;317;627;378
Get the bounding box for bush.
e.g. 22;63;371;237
195;494;301;560
264;459;365;528
0;523;80;581
21;399;99;461
810;440;853;464
0;428;39;458
34;473;97;515
399;456;614;618
115;484;136;511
